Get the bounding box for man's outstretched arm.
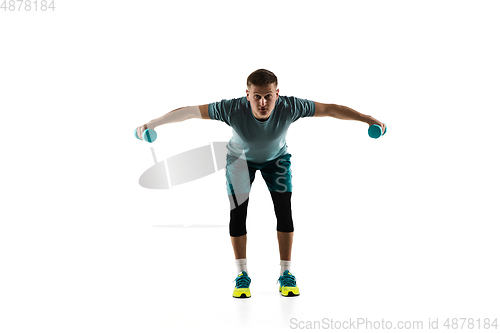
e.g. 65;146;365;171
147;104;210;129
313;102;385;133
136;104;211;140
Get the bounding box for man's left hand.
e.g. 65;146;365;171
367;117;385;134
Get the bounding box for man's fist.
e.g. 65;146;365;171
135;124;148;140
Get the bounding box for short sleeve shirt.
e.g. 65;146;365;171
208;96;315;163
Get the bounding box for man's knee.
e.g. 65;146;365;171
270;191;294;232
229;196;249;237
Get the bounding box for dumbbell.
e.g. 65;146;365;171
134;128;157;143
368;123;387;139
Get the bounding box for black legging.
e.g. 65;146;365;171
229;191;293;237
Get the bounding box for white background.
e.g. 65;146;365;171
1;0;499;332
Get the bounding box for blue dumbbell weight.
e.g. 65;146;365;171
134;128;157;143
368;123;387;139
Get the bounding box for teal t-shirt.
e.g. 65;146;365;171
208;95;316;163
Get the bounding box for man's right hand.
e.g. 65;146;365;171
136;123;151;140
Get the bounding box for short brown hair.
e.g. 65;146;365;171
247;69;278;89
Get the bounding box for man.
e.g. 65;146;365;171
136;69;385;298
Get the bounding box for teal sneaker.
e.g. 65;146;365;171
278;270;300;297
233;271;251;298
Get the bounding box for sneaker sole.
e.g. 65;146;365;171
283;291;299;297
233;288;251;298
281;290;300;297
279;286;300;297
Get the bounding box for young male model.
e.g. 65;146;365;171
136;69;385;298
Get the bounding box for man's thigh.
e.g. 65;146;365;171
260;153;293;193
226;154;257;196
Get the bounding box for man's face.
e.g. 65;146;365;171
246;83;279;120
